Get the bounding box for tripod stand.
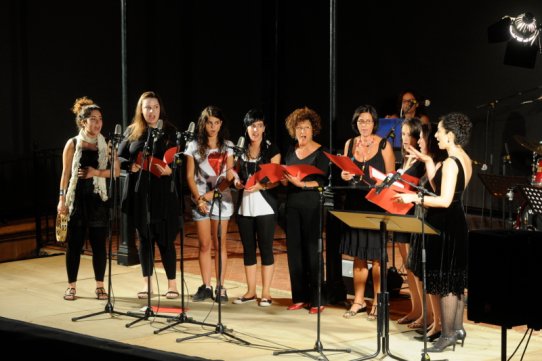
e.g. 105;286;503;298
274;188;351;360
176;180;248;345
331;210;438;361
126;126;171;328
154;141;216;335
72;130;135;322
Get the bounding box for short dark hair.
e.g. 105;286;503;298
351;104;379;135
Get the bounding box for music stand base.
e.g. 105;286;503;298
71;302;134;322
153;312;215;334
273;343;351;361
175;322;250;345
125;307;172;328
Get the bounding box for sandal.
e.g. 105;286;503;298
343;302;367;319
164;290;179;299
95;287;108;300
137;291;152;299
397;315;416;324
407;320;424;329
367;305;378;321
64;287;76;301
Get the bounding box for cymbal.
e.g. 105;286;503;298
514;135;542;155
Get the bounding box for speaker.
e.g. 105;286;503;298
467;229;542;329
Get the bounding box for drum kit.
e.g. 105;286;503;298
512;135;542;230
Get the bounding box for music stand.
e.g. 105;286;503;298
518;185;542;215
478;174;528;229
330;210;438;361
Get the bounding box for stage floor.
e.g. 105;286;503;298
1;253;541;361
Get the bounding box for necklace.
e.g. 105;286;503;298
356;135;374;148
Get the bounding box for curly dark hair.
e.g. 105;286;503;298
285;107;322;138
351;104;378;135
71;96;101;130
439;112;472;147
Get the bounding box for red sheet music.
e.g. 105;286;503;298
163;146;178;164
323;151;364;176
136;152;167;177
257;163;325;182
366;166;416;214
365;187;414;215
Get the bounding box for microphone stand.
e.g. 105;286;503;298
274;187;351;360
154;134;215;334
126;128;170;327
394;177;448;361
72;134;135;322
176;151;249;345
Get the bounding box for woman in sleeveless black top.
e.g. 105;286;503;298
57;97;119;301
394;113;472;352
338;105;396;320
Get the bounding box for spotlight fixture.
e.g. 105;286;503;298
488;12;541;68
509;13;539;45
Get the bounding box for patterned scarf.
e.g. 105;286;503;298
64;129;108;220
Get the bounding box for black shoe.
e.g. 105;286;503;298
192;284;213;302
455;328;467;347
425;335;457;352
215;287;228;304
414;331;441;342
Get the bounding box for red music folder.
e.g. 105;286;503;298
163;146;178;164
323;151;364;176
366;166;416;214
257;163;325;182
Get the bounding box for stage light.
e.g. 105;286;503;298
488;12;541;69
509;13;539;45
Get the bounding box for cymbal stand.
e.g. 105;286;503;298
274;188;350;360
72;133;135;322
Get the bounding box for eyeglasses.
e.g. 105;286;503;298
356;120;373;125
295;126;312;132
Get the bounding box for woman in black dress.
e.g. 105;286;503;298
118;91;180;299
395;112;472;352
339;105;396;320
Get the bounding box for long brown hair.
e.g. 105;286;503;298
126;91;166;141
196;105;228;159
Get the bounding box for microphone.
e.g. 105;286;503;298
184;121;196;141
472;159;488;171
380;128;395;149
376;169;404;194
178;121;196;142
504;142;512;165
232;136;245;163
112;124;123;145
152;119;164;142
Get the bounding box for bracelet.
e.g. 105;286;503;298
59;189;66;196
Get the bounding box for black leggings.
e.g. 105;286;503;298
137;224;177;280
237;214;275;266
66;225;107;283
